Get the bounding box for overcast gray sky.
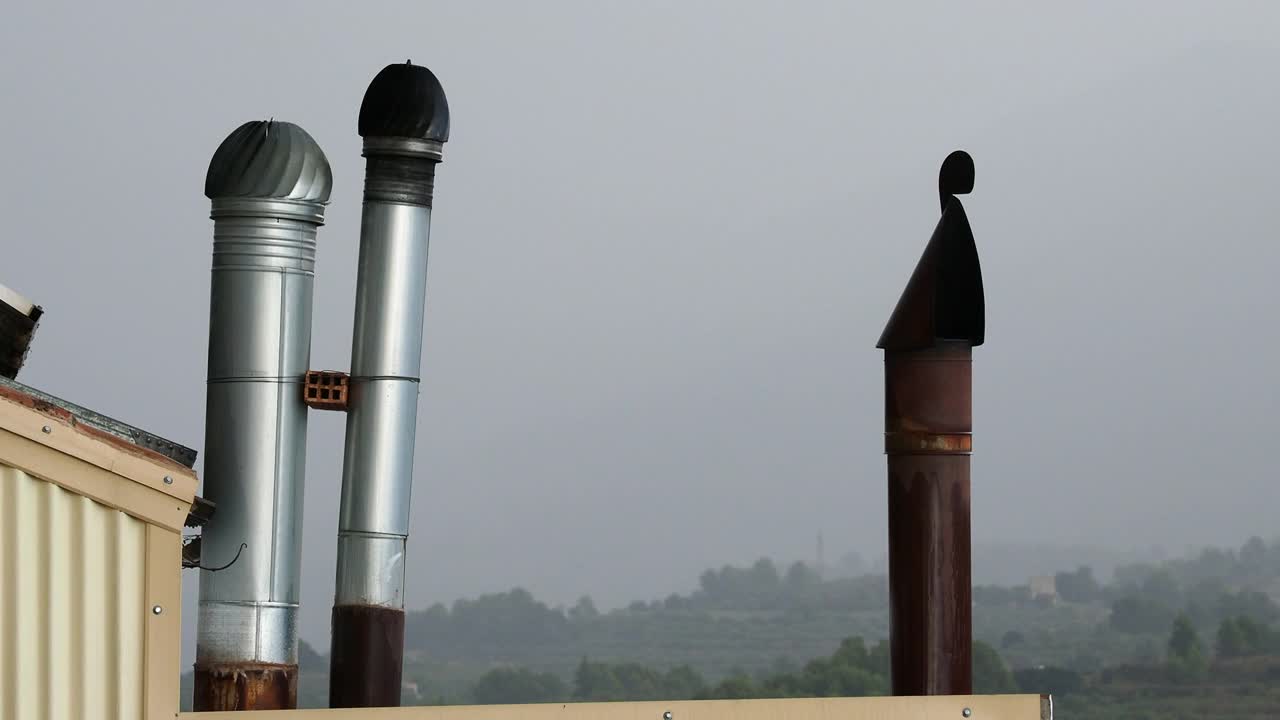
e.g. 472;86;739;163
3;2;1277;663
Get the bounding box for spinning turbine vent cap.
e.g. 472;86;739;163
205;120;333;203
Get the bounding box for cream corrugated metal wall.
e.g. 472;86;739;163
0;463;146;720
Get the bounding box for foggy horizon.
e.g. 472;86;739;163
3;2;1277;663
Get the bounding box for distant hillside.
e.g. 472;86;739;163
178;535;1280;710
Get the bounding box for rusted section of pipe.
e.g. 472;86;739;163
193;663;297;711
878;151;984;696
885;346;973;695
885;431;971;454
329;605;406;708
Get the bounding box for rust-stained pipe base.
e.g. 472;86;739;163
329;605;405;708
193;662;297;711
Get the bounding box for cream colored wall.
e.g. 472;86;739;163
1;464;146;719
0;463;183;720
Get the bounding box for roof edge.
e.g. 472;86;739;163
0;381;197;505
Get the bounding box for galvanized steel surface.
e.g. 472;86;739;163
197;121;330;709
347;204;432;379
335;530;408;607
339;379;423;539
335;201;432;609
198;197;318;663
0;464;147;720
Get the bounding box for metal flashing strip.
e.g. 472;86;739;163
0;375;197;467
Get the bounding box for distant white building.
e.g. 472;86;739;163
1029;575;1058;602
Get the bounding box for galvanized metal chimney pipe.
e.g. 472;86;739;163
877;151;984;696
195;120;332;711
329;61;449;709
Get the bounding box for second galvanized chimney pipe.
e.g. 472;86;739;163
329;61;450;708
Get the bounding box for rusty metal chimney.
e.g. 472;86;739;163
877;150;984;696
329;61;449;708
195;120;332;711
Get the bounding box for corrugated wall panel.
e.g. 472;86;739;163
0;463;146;720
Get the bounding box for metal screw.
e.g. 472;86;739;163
41;425;51;434
163;476;174;485
962;709;972;718
663;713;673;720
152;605;164;615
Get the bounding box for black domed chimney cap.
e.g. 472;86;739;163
358;61;450;142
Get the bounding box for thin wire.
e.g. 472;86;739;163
182;541;247;572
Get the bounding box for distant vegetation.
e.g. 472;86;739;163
179;536;1280;718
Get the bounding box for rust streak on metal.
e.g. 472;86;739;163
329;605;405;708
193;663;297;711
885;431;972;455
884;345;974;695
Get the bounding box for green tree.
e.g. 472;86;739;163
1216;617;1246;658
1230;615;1275;655
1013;667;1084;696
568;595;599;622
1217;590;1280;624
473;667;568;704
573;658;623;701
1166;614;1208;682
1169;615;1204;660
1141;570;1182;607
1055;566;1101;603
1133;639;1162;665
706;672;759;699
973;641;1018;693
867;639;890;678
1110;595;1176;634
830;637;871;669
661;665;708;699
611;663;664;699
1185;578;1229;609
785;561;822;592
1240;536;1267;569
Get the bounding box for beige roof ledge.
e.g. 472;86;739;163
0;380;198;532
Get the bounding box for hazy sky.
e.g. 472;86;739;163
2;2;1277;663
